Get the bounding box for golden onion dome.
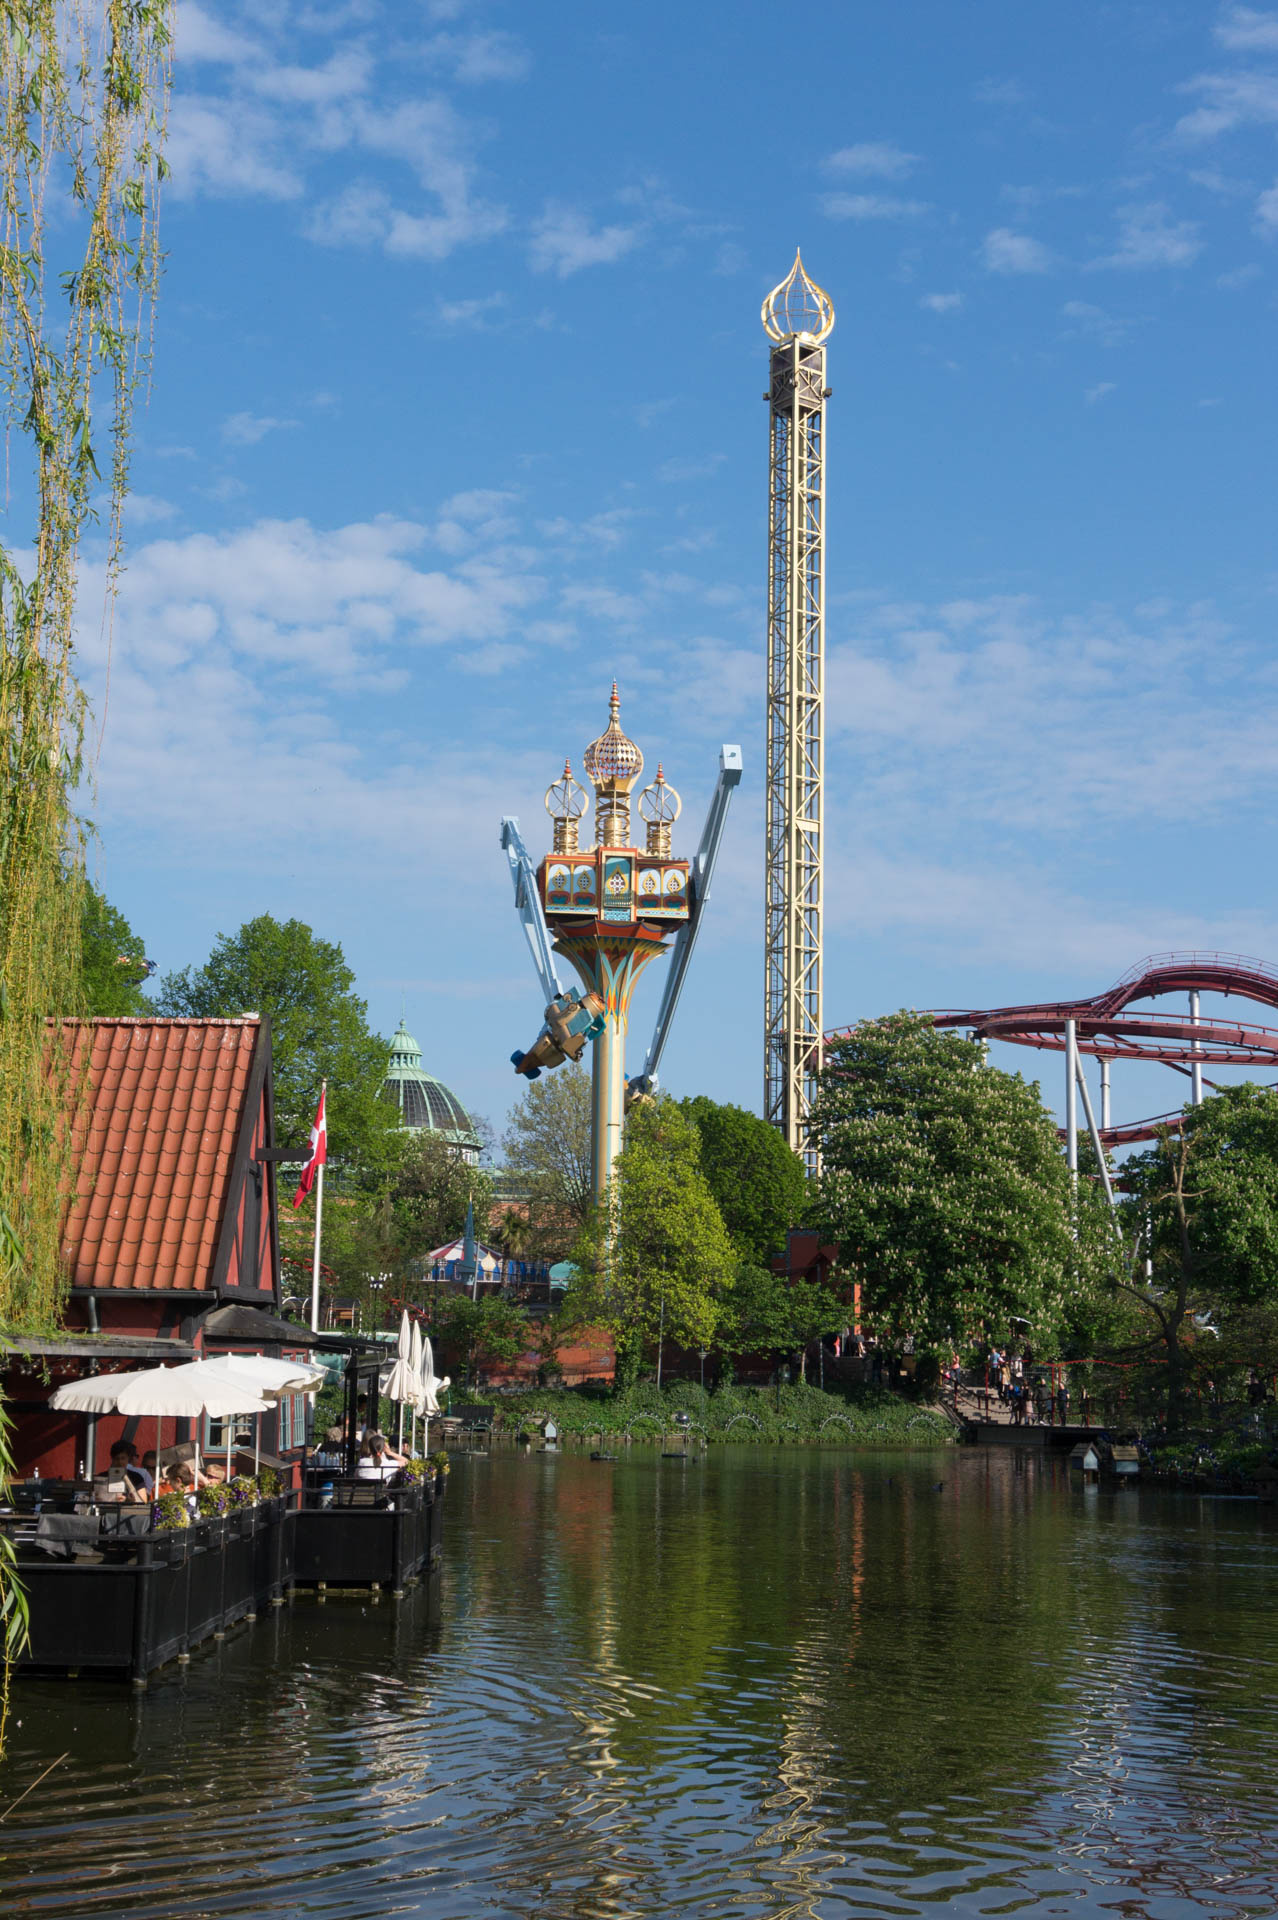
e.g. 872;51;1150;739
762;249;835;345
583;683;644;790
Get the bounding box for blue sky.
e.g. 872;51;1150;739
75;0;1278;1144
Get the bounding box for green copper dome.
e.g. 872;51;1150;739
382;1020;481;1162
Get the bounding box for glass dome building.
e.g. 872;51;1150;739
382;1020;482;1164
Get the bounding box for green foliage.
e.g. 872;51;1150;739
156;914;397;1171
502;1063;592;1262
468;1379;954;1448
0;1;173;1332
718;1262;844;1362
1117;1087;1278;1413
679;1096;809;1264
389;1133;492;1268
427;1291;530;1382
153;1489;188;1531
80;882;152;1016
257;1466;281;1500
568;1098;735;1383
811;1012;1096;1351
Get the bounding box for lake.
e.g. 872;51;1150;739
2;1445;1276;1918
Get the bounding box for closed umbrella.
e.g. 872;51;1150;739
419;1337;450;1454
408;1320;424;1458
383;1310;416;1452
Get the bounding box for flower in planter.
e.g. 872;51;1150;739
227;1475;258;1508
256;1467;281;1500
196;1483;229;1518
154;1490;189;1531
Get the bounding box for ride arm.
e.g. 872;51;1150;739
629;744;742;1101
501;815;563;1006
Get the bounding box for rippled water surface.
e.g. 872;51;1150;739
3;1447;1278;1919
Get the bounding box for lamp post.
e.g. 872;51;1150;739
775;1361;790;1414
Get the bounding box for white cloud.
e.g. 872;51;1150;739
166;20;507;262
436;291;509;325
221;412;298;447
919;291;962;313
420;31;530;83
1176;70;1278;141
529;203;642;276
824;142;919;179
165;95;305;200
123;493;179;526
973;77;1027;106
1061;299;1132;345
981;227;1052;273
1256;180;1278;230
1085;382;1116;404
1215;6;1278;50
823;193;929;221
1089;203;1202;270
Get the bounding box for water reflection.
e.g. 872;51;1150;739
2;1448;1277;1918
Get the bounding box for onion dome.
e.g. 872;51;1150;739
638;764;681;857
544;757;588;854
762;249;835;345
583;682;644;848
381;1020;481;1164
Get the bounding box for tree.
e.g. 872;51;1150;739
1120;1086;1278;1417
388;1134;493;1271
568;1098;735;1386
502;1064;592;1261
156;916;397;1169
679;1096;808;1265
0;4;172;1334
718;1262;846;1378
429;1293;530;1387
80;884;153;1017
810;1012;1091;1352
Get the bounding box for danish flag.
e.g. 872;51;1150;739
292;1084;327;1208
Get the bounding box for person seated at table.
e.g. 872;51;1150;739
139;1450;158;1493
356;1431;406;1481
169;1456;210;1493
104;1442;150;1503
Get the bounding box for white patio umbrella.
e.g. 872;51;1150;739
114;1362;270;1492
418;1337;451;1455
408;1319;424;1457
202;1354;325;1472
50;1370;154;1483
382;1309;417;1452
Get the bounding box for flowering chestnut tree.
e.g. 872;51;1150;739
810;1012;1099;1352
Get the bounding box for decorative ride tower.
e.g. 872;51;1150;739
762;250;834;1170
519;687;692;1197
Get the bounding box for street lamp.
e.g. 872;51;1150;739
775;1362;790;1413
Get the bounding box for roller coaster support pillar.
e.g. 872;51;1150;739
1065;1018;1078;1189
1100;1058;1111;1133
1073;1053;1119;1222
1190;990;1203;1105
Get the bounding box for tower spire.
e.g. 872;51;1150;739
763;252;833;1171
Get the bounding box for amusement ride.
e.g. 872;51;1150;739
501;687;740;1199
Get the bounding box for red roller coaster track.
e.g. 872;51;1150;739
825;952;1278;1147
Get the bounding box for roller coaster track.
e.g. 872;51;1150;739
825;952;1278;1147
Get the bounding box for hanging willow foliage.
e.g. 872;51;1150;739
0;2;172;1330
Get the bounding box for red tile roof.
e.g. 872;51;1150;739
58;1019;264;1291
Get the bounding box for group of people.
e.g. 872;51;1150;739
98;1439;212;1504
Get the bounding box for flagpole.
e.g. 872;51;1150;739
309;1081;327;1334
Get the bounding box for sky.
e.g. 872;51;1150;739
65;0;1278;1147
